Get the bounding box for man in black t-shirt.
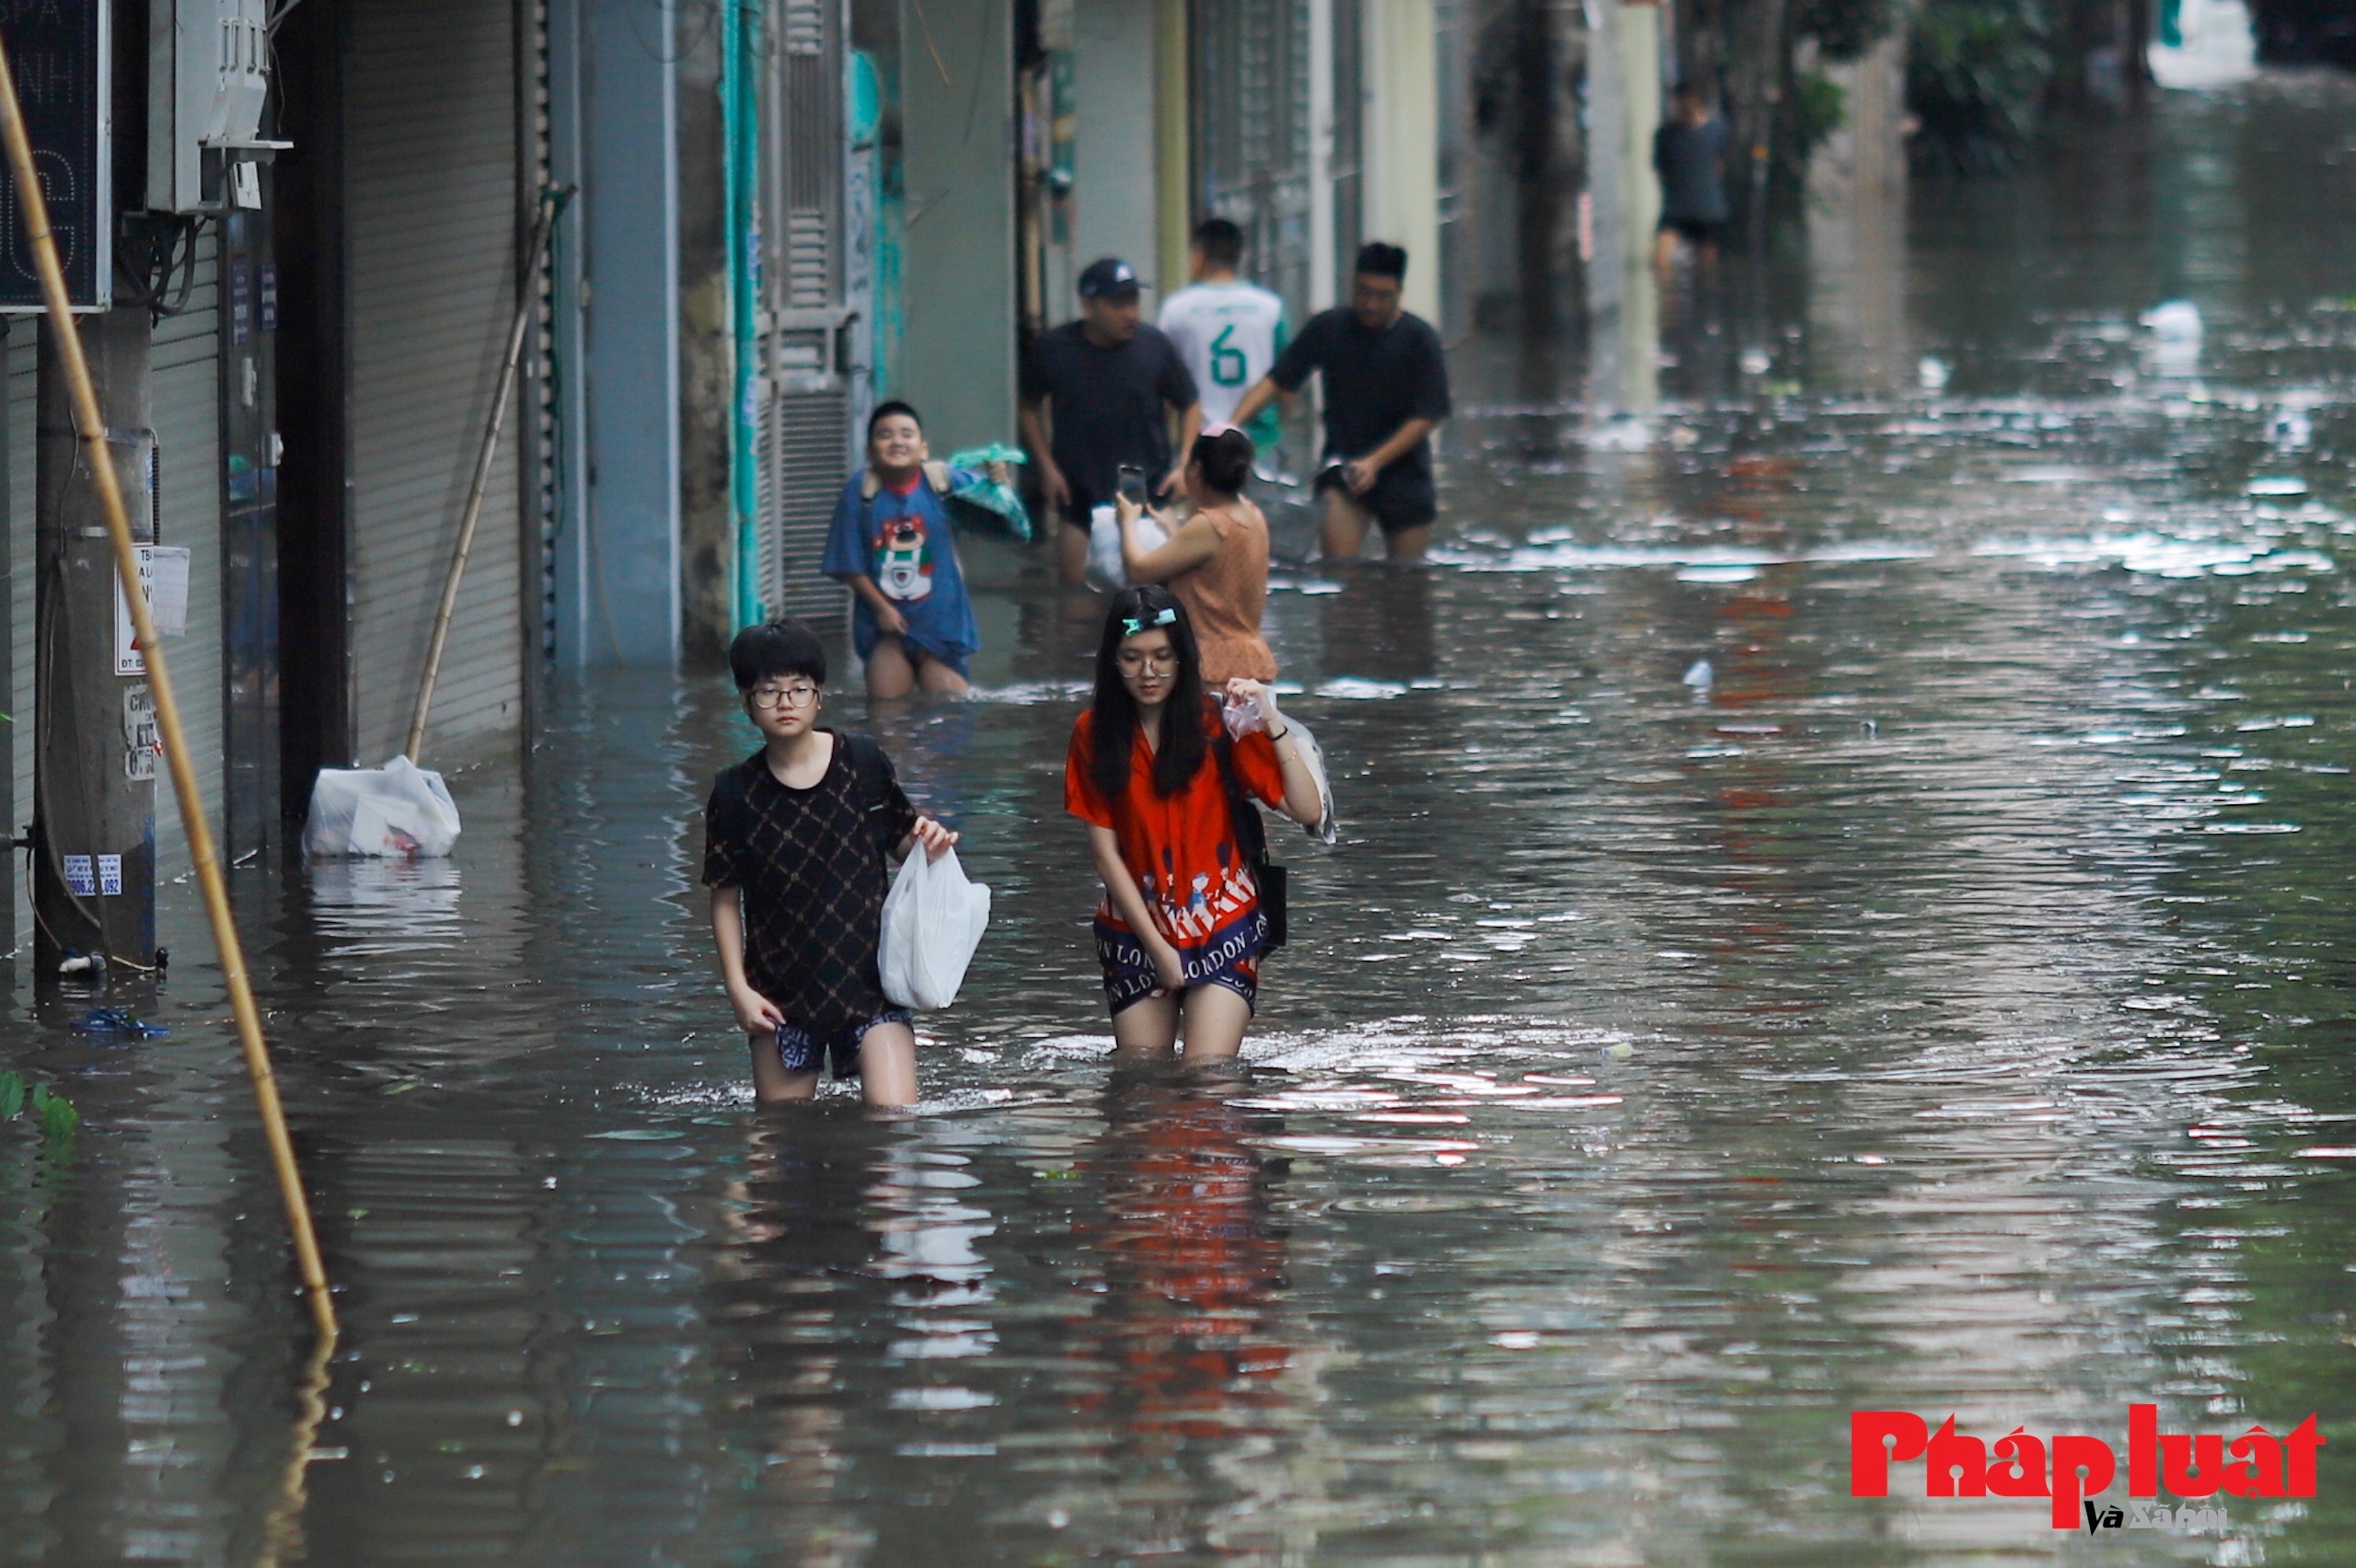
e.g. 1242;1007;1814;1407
1231;242;1451;562
1021;257;1203;582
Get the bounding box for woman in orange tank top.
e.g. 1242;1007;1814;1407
1114;427;1277;684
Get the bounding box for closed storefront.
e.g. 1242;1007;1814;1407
150;243;225;872
341;0;528;763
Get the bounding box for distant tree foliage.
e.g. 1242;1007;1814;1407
1906;0;2054;173
1785;69;1850;164
1792;0;1896;61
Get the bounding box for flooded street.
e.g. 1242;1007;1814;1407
6;78;2356;1566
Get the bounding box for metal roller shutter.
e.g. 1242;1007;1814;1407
757;0;853;627
345;0;523;763
1195;0;1314;323
151;237;224;875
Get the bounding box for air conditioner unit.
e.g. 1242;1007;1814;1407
149;0;278;213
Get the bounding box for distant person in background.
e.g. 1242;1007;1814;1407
1654;85;1729;271
1159;218;1288;463
1229;242;1450;563
823;401;980;698
1114;426;1277;684
1022;258;1203;584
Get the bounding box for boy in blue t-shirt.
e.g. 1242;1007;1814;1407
823;401;984;697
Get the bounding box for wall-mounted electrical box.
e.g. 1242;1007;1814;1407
149;0;279;213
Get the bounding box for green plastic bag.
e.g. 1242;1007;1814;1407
943;444;1033;542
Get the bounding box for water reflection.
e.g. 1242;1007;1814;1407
1078;1067;1291;1559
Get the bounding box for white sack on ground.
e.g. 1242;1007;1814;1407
880;846;991;1009
304;756;462;859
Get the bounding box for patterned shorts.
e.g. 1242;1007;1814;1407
775;1009;913;1080
1094;917;1265;1018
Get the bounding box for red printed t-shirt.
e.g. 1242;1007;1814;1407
1064;706;1286;952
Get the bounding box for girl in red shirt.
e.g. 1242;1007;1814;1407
1065;586;1326;1059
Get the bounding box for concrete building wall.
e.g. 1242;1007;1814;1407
1362;0;1442;322
1806;34;1911;391
572;0;682;667
898;0;1018;451
1071;0;1162;308
675;12;734;663
1582;0;1660;412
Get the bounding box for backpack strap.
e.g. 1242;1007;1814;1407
921;459;954;495
837;732;899;865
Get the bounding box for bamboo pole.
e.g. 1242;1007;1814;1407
0;34;337;1341
405;189;565;762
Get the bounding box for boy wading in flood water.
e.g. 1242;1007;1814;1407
1065;587;1324;1061
822;400;983;698
704;620;958;1108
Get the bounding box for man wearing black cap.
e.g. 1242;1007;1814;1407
1021;258;1203;582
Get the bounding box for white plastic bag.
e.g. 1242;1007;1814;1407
1085;504;1168;594
303;755;463;859
879;846;991;1009
1221;695;1338;845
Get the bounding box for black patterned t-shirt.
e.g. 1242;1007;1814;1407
702;732;918;1035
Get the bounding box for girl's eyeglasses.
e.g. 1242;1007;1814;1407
1117;651;1178;673
748;685;820;709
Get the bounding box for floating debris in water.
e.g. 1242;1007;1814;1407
2267;407;2313;450
1316;677;1409;700
1681;658;1714;690
2142;300;2205;376
73;1009;168;1038
1917;356;1951;390
1584;411;1652;451
2246;476;2308;497
2142;300;2203;340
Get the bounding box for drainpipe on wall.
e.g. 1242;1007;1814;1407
723;0;765;629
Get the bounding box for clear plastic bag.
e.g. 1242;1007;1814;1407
879;846;992;1009
1221;695;1337;846
303;755;462;859
1085;505;1168;594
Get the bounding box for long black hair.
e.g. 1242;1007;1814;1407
1090;584;1210;801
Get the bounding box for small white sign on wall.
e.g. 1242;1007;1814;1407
114;546;191;676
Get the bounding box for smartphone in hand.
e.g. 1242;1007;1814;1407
1115;464;1149;508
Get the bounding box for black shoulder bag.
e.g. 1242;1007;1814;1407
1213;732;1287;950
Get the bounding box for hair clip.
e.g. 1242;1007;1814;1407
1119;605;1179;635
